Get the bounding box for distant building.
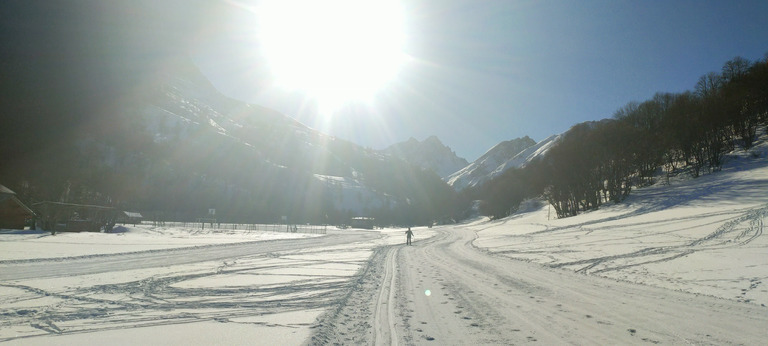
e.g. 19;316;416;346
350;216;375;229
118;211;143;226
32;201;117;233
0;184;35;230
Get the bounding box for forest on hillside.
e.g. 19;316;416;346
470;55;768;219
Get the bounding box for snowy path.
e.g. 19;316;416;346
373;246;400;345
313;226;768;345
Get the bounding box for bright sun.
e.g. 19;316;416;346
257;0;406;114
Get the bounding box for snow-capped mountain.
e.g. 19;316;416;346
2;43;455;225
383;136;469;178
447;136;555;190
135;58;454;221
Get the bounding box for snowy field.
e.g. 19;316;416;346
0;226;387;345
0;225;323;261
1;143;767;344
473;143;768;307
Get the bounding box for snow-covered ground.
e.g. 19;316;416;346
0;225;322;261
1;142;767;344
0;226;384;345
473;143;768;307
309;143;767;345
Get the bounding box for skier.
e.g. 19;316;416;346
405;227;414;245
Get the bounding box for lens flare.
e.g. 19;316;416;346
257;0;406;115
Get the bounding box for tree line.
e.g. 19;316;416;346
472;54;768;219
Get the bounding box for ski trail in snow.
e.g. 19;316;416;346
312;225;768;345
0;231;376;280
0;232;378;343
373;246;399;345
549;203;768;275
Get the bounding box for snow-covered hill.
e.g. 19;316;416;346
383;136;469;178
472;133;768;307
447;136;543;190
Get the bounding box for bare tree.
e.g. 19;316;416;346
695;72;723;99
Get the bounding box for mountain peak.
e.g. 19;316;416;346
384;136;469;178
425;135;442;144
447;136;540;190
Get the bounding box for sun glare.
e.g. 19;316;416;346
258;0;405;114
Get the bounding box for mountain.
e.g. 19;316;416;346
492;133;563;172
383;136;469;178
0;1;459;226
1;55;458;225
446;136;542;190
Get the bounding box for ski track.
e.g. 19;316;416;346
0;231;377;281
312;226;768;345
373;246;399;345
548;204;768;275
0;231;379;343
478;203;768;307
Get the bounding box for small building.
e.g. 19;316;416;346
350;216;375;229
118;211;143;226
32;201;117;233
0;184;35;230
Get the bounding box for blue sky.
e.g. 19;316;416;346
196;0;768;161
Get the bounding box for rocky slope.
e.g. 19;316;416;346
446;136;538;190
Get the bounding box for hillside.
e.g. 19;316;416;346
472;135;768;306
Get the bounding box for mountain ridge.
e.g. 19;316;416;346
0;1;554;226
383;136;469;178
446;136;539;190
